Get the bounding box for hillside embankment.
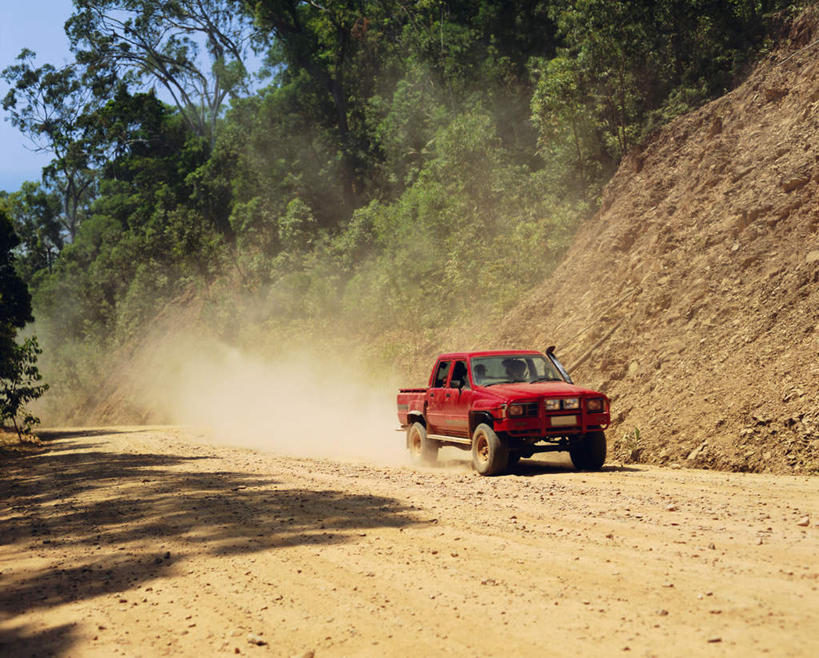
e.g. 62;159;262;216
491;9;819;473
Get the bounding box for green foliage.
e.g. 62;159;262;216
0;210;34;335
1;182;63;281
249;109;583;339
1;51;99;240
0;337;48;439
0;211;46;437
530;53;611;194
532;0;797;187
28;85;224;352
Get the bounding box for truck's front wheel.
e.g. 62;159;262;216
408;422;438;465
471;424;509;476
569;430;607;471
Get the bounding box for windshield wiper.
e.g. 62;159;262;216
531;376;562;383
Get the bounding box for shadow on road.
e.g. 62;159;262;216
510;460;643;476
435;449;642;476
36;428;154;441
0;623;78;658
0;431;424;655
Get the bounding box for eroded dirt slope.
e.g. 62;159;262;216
493;9;819;473
1;428;817;657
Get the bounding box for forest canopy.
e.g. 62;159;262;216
0;0;801;413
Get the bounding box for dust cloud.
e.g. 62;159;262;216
134;334;409;465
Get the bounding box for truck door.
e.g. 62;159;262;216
443;360;473;438
426;360;451;434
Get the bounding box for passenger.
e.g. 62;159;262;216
473;364;487;385
451;361;468;388
503;358;527;382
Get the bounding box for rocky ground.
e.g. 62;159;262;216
2;427;817;657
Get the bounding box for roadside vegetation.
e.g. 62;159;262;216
0;209;47;436
0;0;804;416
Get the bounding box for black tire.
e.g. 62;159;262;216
569;430;607;471
407;422;438;465
471;423;509;476
569;439;587;470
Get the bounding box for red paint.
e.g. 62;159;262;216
397;350;610;442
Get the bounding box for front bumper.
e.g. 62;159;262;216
497;409;610;441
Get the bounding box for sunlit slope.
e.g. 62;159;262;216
493;10;819;473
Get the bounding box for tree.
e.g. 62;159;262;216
241;0;386;211
66;0;259;144
0;209;33;341
544;0;797;158
0;337;48;440
2;182;64;281
1;50;99;241
531;53;609;191
0;209;47;439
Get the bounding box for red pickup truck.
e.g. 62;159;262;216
397;348;610;475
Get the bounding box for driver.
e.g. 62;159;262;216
503;358;527;382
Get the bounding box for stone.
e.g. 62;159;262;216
733;164;754;181
782;175;810;192
764;87;788;102
687;443;706;461
797;516;810;527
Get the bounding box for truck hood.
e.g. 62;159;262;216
477;381;603;400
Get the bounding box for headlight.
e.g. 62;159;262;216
563;398;580;410
545;399;560;411
508;403;524;417
587;398;605;412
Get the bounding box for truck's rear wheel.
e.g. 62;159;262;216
408;422;438;465
569;430;607;471
471;424;509;476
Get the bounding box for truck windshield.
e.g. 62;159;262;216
471;354;563;386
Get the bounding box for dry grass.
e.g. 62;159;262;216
0;428;43;459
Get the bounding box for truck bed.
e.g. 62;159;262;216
397;388;427;427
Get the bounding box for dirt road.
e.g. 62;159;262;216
1;428;817;657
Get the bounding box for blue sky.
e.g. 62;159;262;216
0;1;76;193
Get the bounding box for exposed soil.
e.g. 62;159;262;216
2;427;817;657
